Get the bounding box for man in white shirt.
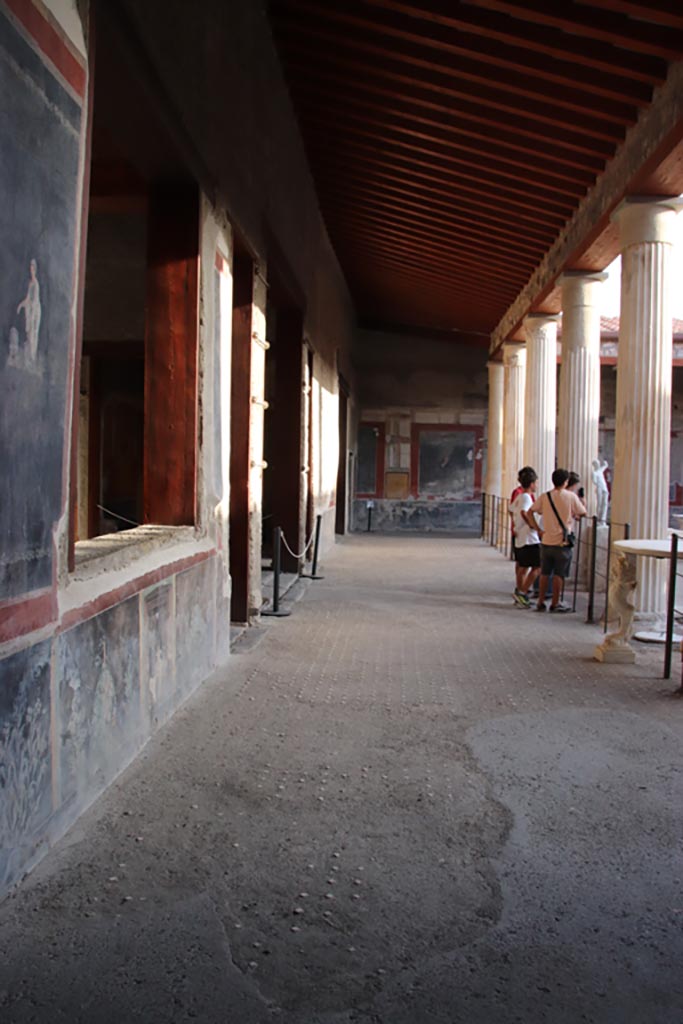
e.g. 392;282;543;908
530;468;587;613
510;467;541;607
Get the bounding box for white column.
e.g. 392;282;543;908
502;342;526;499
485;361;504;497
558;272;606;516
611;197;682;615
523;314;559;493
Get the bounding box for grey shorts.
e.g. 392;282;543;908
541;544;573;579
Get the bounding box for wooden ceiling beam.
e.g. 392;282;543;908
275;3;653;111
287;64;609;173
305;130;582;210
315;177;555;252
292;89;599;190
281;46;619;159
333;224;531;288
316;185;547;262
574;0;683;30
308;147;573;223
460;0;683;55
358;0;671;76
273;19;635;136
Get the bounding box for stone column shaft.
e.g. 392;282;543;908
523;315;559;493
610;198;681;614
485;361;504;497
558;273;605;517
502;343;526;500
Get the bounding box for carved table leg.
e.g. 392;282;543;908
594;550;637;663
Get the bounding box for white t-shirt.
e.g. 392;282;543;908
510;492;540;547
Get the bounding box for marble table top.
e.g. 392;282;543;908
614;537;683;559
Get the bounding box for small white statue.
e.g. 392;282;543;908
592;458;609;524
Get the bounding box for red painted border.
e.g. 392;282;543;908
410;423;484;499
356;421;386;499
0;589;58;645
4;0;87;97
59;548;217;634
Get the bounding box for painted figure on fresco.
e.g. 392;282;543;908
592;457;609;524
16;258;42;364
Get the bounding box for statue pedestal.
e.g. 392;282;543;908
594;641;636;663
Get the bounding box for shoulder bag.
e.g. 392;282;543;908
546;490;575;548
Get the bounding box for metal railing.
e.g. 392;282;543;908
585;517;631;627
663;531;683;684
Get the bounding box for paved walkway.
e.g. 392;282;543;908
1;536;683;1023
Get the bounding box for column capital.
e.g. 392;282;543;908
611;195;683;250
502;341;526;367
523;312;561;326
486;359;504;371
559;270;608;285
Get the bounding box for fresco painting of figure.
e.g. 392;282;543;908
10;258;42;369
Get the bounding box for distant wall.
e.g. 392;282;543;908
352;329;488;532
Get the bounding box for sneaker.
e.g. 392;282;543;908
535;602;546;612
517;592;531;607
512;590;526;607
549;603;571;613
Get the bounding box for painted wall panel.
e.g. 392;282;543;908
0;640;52;890
0;4;81;598
55;598;141;808
140;581;176;727
175;559;216;697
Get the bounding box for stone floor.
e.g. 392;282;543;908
1;535;683;1023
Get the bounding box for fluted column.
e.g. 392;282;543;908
485;361;504;497
558;272;606;516
502;342;526;499
523;314;559;493
611;197;682;614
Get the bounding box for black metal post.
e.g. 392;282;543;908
301;514;324;580
587;515;598;624
664;532;678;680
603;521;613;633
367;505;373;532
262;526;291;617
571;516;582;613
481;492;486;539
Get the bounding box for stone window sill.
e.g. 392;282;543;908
72;525;198;581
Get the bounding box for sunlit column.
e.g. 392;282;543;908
557;272;606;516
485;360;504;497
523;313;559;493
611;197;682;614
502;342;526;499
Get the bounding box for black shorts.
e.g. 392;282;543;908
515;543;540;568
541;544;573;579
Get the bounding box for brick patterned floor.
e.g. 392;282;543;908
1;536;682;1023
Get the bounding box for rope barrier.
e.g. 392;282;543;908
97;504;140;528
280;525;316;561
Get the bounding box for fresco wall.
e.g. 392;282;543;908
0;0;355;900
0;2;81;598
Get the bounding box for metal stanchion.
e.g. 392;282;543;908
664;532;678;680
603;520;613;633
301;514;324;580
262;526;291;617
571;516;582;613
586;515;597;624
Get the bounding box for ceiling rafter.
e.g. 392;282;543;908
282;0;664;98
268;1;683;339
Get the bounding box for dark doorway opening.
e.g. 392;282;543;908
73;5;199;547
335;378;349;535
229;243;255;624
263;291;305;574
